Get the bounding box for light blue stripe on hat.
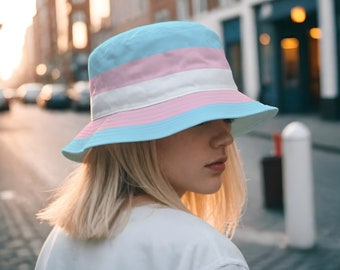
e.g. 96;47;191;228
62;102;277;162
89;21;223;78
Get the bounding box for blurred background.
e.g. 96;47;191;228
0;1;340;269
0;0;339;119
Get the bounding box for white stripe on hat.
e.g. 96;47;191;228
91;68;238;120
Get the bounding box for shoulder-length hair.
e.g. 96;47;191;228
37;141;246;239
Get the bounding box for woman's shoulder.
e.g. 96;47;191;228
130;204;219;234
36;205;248;270
123;204;248;269
129;205;231;243
128;204;213;233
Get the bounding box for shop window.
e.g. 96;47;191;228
228;43;242;92
223;18;242;92
281;38;299;89
259;33;272;91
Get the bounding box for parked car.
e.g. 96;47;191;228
17;82;43;104
3;88;16;101
67;81;90;111
36;83;70;109
0;89;10;111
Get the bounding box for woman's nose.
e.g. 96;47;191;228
210;120;234;148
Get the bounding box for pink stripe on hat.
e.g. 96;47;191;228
76;90;252;139
90;47;229;96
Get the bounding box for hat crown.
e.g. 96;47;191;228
88;21;236;121
88;21;223;79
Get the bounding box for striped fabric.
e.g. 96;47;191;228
91;68;238;120
62;21;278;162
88;22;222;78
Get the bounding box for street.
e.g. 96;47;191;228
0;102;89;187
0;101;340;269
0;102;88;269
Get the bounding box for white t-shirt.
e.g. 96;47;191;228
35;204;248;270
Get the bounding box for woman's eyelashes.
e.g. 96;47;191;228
223;119;234;124
194;119;234;127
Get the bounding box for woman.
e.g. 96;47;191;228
35;21;277;270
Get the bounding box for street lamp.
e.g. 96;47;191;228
36;64;47;76
309;28;321;40
290;6;306;24
36;63;47;82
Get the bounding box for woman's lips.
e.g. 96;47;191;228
205;158;227;172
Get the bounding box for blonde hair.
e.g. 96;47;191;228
182;143;246;237
37;141;246;239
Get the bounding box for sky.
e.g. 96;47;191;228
0;0;109;82
0;0;36;80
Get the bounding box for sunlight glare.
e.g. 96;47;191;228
0;0;36;80
90;0;110;31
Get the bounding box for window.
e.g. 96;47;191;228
71;0;85;4
154;9;170;22
281;38;299;89
193;0;207;15
177;0;189;20
72;12;88;49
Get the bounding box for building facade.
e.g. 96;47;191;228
193;0;339;119
33;0;59;83
31;0;90;83
68;0;91;81
26;0;339;119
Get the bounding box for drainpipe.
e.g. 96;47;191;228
317;0;339;119
240;0;260;100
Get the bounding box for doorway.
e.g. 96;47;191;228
276;12;320;113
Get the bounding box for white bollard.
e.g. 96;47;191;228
282;121;316;249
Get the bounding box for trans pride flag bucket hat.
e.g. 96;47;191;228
62;21;278;162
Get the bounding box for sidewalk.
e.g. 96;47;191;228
250;113;340;153
233;114;340;270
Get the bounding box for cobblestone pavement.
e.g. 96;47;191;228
0;141;50;270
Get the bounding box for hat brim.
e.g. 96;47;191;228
62;90;277;162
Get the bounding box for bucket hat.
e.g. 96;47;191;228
62;21;278;162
